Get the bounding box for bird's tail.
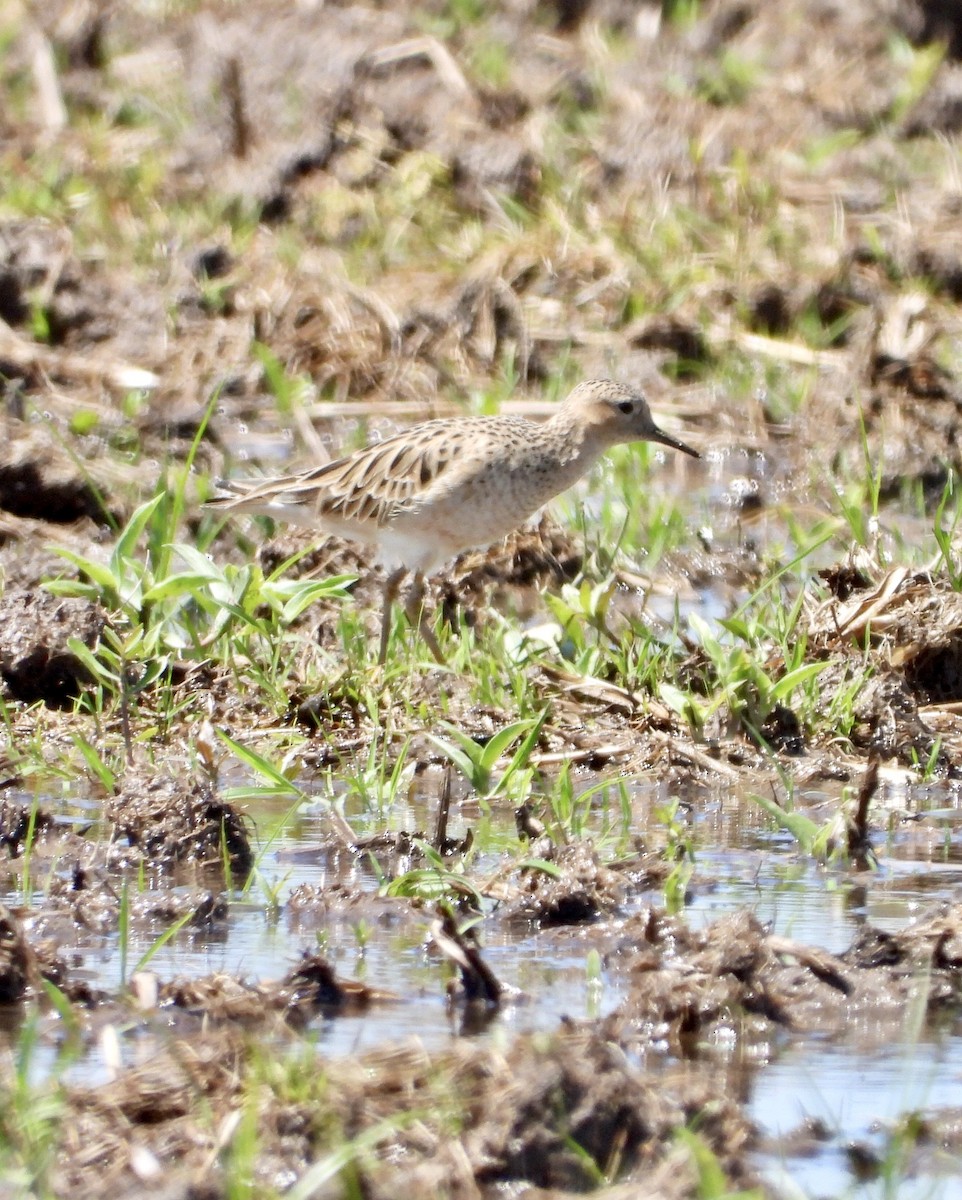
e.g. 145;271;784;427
203;478;320;529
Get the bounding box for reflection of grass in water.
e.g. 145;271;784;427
0;1003;79;1197
758;1033;950;1200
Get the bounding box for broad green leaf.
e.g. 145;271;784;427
112;494;165;568
770;660;829;704
217;731;298;789
749;791;820;854
222;783;298;803
43;579;100;601
66;636;116;687
49;547;118;593
688;611;721;654
142;572;227;603
427;733;478;784
479;717;539;773
718;616;752;641
275;576;357;622
517;858;562;877
72;734;116;793
496;710;547;795
169;543;226;578
415;841;446;868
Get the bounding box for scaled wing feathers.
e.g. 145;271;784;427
214;420;469;527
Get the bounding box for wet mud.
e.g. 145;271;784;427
2;879;962;1196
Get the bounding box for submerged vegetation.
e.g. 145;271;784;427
2;0;962;1196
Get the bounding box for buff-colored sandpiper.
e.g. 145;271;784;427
208;379;699;663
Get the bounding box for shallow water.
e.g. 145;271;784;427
760;1036;962;1200
7;759;962;1195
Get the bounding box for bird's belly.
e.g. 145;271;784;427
386;473;559;571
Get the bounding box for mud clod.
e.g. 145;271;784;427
628;313;712;376
55;1018;756;1199
0;588;104;707
107;776;253;877
748;282;793;336
760;702;805;755
499;842;632;926
466;1031;755;1191
432;907;506;1004
807;568;962;767
603;905;962;1052
0;798;55;856
0;905;36;1003
280;950;389;1022
900;0;962;59
0;425;111;524
158;952;391;1028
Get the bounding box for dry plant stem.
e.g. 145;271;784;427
224;56;251;159
120;677;133;766
27;22;66;132
847;751;880;868
432;907;503;1004
434;765;453;851
0;318;158;391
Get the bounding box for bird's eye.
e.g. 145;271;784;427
617;400;634;414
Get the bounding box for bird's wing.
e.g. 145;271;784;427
213;418;484;527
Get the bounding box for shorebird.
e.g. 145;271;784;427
208;379;699;663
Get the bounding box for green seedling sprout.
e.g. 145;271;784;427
428;710;546;806
217;730;355;852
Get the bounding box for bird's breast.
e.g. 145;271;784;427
390;450;590;564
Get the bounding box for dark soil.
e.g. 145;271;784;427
0;588;104;707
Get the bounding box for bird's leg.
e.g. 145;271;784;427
378;567;408;665
404;571;444;664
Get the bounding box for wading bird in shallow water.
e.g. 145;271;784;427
208;379;699;663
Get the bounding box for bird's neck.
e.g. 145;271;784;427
543;407;608;476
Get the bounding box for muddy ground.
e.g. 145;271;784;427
4;0;962;1196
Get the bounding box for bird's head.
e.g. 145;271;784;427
561;380;700;457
